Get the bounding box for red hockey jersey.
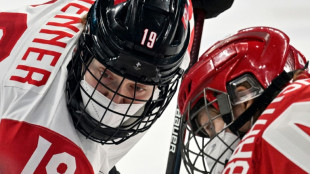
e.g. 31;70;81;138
223;78;310;174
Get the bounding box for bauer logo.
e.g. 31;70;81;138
170;108;181;153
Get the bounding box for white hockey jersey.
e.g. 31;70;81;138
0;0;195;173
0;1;149;173
223;78;310;174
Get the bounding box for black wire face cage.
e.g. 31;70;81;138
66;43;181;145
180;88;240;173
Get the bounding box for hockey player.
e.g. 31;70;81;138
177;26;310;174
0;0;194;173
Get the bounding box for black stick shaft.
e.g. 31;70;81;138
165;9;205;174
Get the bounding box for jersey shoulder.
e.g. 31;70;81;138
261;78;310;173
0;119;94;174
223;78;310;174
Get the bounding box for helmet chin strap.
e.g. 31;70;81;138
228;62;309;135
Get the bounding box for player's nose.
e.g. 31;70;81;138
105;84;131;104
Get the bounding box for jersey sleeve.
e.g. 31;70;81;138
223;78;310;174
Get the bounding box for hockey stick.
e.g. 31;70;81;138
165;8;206;174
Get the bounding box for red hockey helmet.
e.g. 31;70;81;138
177;26;308;174
178;26;307;116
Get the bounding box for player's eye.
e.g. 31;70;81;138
136;85;146;92
130;84;146;93
101;71;109;78
100;70;113;79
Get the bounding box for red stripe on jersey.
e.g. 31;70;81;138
114;0;127;5
0;119;94;174
0;13;27;62
186;0;194;54
295;123;310;136
224;79;310;174
259;139;308;174
31;0;58;7
181;4;189;29
187;0;193;20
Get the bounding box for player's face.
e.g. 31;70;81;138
231;102;252;132
197;86;254;136
231;85;254;132
84;59;154;104
197;105;225;137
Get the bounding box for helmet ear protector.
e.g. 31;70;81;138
227;74;264;106
228;62;309;134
